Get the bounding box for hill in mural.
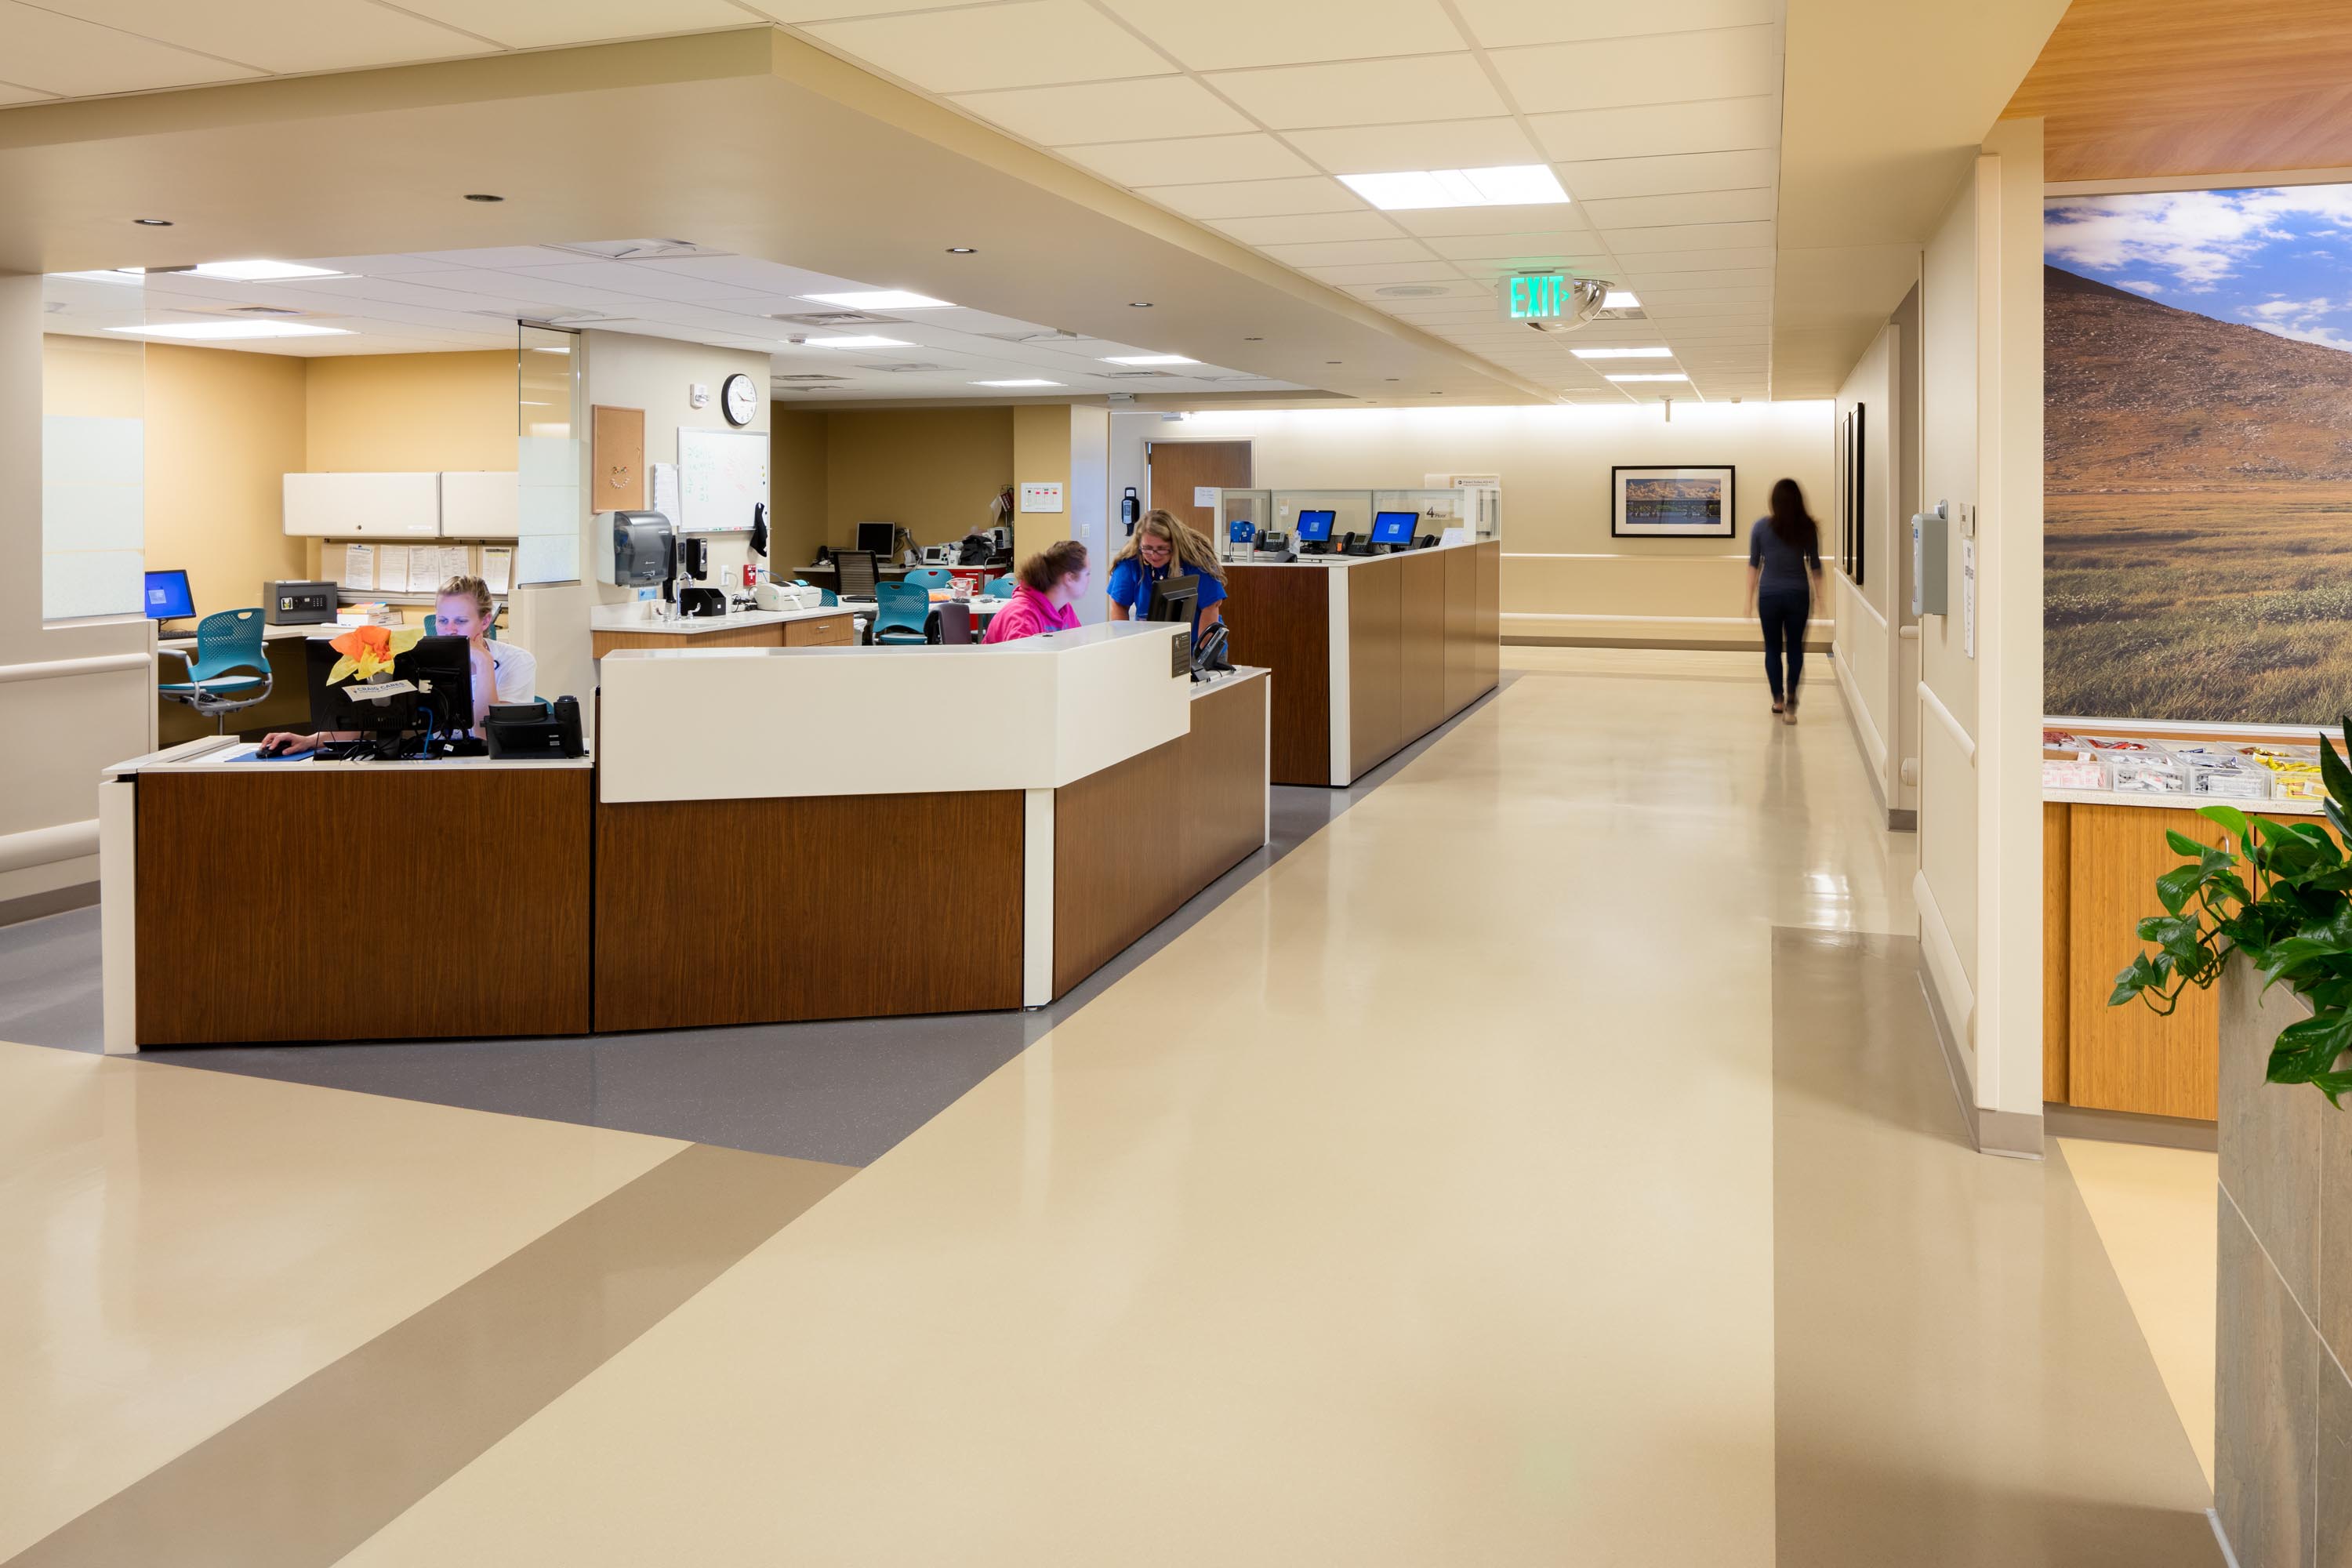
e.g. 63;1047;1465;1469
2045;263;2352;724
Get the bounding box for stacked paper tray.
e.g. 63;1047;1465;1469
2243;745;2328;801
2169;743;2271;800
2083;736;2189;795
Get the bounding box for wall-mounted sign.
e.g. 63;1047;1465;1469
1019;481;1064;514
1499;273;1570;322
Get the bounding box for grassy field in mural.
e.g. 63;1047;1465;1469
2047;488;2352;724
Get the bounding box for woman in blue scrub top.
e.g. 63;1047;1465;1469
1105;510;1227;633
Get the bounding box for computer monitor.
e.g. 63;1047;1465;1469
143;569;194;622
1148;573;1201;627
1294;509;1335;543
856;521;898;557
303;633;476;757
1370;510;1417;547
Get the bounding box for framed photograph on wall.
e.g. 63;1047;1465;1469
1850;403;1867;586
1832;415;1849;572
1611;465;1737;538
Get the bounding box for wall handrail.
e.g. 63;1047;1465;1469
1918;680;1976;762
0;652;150;686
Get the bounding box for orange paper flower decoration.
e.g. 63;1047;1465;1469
326;624;424;684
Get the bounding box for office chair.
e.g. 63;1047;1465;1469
157;607;273;733
985;576;1018;598
904;568;952;590
833;549;880;600
871;581;931;644
933;601;975;645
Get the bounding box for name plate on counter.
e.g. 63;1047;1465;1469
1170;627;1190;678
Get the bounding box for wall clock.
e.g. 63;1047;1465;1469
720;372;758;427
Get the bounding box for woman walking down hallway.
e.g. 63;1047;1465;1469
1746;477;1824;724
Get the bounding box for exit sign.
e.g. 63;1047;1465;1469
1501;273;1570;321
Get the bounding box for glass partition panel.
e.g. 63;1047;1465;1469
516;324;583;585
1214;488;1270;558
38;278;147;622
1373;487;1500;540
1273;490;1374;544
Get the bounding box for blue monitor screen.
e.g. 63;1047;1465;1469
143;569;194;620
1294;509;1335;542
1370;510;1416;545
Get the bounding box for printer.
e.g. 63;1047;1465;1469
755;581;829;612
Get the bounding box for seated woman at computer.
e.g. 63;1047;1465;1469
1104;510;1226;632
259;575;535;755
982;540;1090;644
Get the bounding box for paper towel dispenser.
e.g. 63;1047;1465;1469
598;510;675;588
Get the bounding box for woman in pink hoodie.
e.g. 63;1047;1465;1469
983;539;1091;644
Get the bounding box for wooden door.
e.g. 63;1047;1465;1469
1145;439;1252;537
2066;802;2225;1120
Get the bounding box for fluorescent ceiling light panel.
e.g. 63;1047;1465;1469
1337;165;1569;212
1606;372;1688;382
975;379;1062;387
52;269;145;285
800;335;912;348
1571;346;1672;359
800;291;953;310
106;321;353;340
1101;354;1198;365
1603;291;1640;310
192;260;347;281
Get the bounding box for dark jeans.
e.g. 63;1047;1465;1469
1759;586;1809;702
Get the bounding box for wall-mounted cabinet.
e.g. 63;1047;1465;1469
439;471;521;539
284;470;521;539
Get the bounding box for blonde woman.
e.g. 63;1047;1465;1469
259;575;533;755
1105;509;1227;633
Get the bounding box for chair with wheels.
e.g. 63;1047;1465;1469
833;549;880;601
871;580;932;645
985;575;1018;599
933;601;975;645
157;608;274;734
904;568;952;590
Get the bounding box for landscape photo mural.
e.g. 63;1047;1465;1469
2045;183;2352;723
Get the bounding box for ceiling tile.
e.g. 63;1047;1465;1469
1555;148;1780;202
0;81;55;103
1616;266;1771;292
1390;201;1588;238
802;0;1172;93
1613;245;1777;273
1138;176;1367;220
1454;0;1774;49
1061;133;1312;185
0;2;263;95
1531;96;1780;163
1636;283;1775;304
1595;220;1773;252
1210;212;1405;245
1338;278;1490;300
1423;231;1599;260
1204;53;1504;129
1295;261;1470;284
395;0;753;49
1094;0;1465;71
747;0;982;16
1283;118;1541;176
1642;299;1771;318
1258;238;1439;267
1582;188;1776;228
953;76;1250;145
1490;27;1780;114
42;0;484;72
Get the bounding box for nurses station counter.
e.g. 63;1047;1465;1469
1219;539;1501;787
97;624;1269;1051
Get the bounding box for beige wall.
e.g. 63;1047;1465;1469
1011;404;1073;564
303;350;512;472
143;343;310;615
1115;402;1834;646
1831;322;1903;815
768;408;828;569
825;408;1011;554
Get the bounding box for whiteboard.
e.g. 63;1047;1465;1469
676;426;768;533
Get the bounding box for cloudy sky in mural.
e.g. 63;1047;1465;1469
2045;183;2352;350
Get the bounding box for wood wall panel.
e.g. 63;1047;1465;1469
596;789;1024;1032
1221;563;1330;786
2043;801;2071;1105
1442;544;1475;715
1054;676;1268;998
136;768;591;1044
1348;558;1405;779
590;623;785;658
2065;803;2225;1120
1400;552;1446;743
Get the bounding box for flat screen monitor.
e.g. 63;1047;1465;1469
143;569;194;622
856;521;898;557
1294;509;1336;543
304;633;476;753
1370;510;1417;546
1148;573;1201;627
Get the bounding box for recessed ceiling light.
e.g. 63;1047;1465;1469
1572;346;1672;359
974;379;1062;387
1128;301;1153;308
946;246;977;254
1101;354;1196;365
464;194;503;203
188;259;346;281
132;217;172;227
801;291;953;310
799;335;912;349
1606;372;1688;383
1603;291;1641;310
106;321;353;341
1338;164;1570;212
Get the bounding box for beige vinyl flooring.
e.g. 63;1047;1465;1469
1;648;2223;1565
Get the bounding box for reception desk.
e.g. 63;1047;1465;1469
99;624;1269;1051
1220;539;1499;786
587;602;855;656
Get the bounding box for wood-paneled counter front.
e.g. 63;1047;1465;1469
1221;539;1499;786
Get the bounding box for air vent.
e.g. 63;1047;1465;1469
227;304;308;316
1104;369;1174;379
543;238;727;260
467;308;631;326
981;328;1093;345
860;363;946;374
772;373;848;383
770;310;904;328
1375;285;1447;298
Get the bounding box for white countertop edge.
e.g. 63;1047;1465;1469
2044;787;2325;817
1192;666;1269;700
588;603;847;633
1222;538;1487;569
112;736;593;775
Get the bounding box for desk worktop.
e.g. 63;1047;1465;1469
587;604;844;637
1223;536;1490;569
157;622;320;652
107;735;592;777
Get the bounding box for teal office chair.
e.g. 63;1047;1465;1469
985;576;1018;599
871;580;932;645
157;608;273;733
904;568;953;590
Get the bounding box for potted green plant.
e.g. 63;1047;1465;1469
2111;725;2352;1102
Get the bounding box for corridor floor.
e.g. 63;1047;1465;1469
0;649;2220;1566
